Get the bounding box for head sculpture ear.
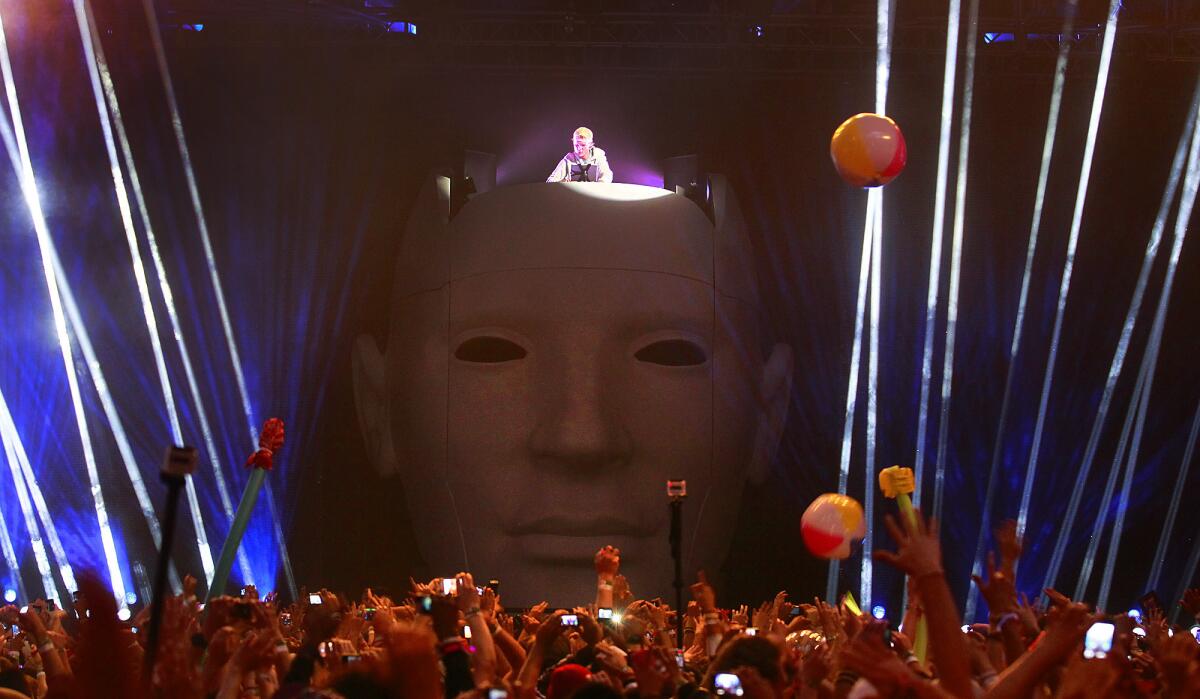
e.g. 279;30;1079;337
353;170;453;478
708;174;793;486
352;334;397;477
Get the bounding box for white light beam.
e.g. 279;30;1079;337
0;9;128;611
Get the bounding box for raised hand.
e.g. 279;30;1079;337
972;551;1016;617
533;610;568;649
690;571;717;613
455;572;480;613
594;545;621;578
733;604;749;626
572;607;603;646
1038;602;1092;658
1156;631;1200;696
994;519;1023;573
1044;587;1073;608
872;510;944;578
837;624;916;696
1180;588;1200;619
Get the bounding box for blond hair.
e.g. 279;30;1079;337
573;127;594;140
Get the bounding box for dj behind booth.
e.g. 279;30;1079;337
546;126;614;183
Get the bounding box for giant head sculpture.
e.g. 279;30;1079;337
354;177;792;604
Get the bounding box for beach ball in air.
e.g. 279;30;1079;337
830;113;907;187
801;494;866;560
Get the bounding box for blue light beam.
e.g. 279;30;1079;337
0;8;129;611
141;0;296;597
80;0;262;588
0;386;71;606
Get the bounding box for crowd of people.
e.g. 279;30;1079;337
1;511;1199;698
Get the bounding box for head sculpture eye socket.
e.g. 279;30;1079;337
634;339;708;367
454;335;528;363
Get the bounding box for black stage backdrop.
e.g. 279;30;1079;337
2;0;1197;613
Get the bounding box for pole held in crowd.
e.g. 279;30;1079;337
206;418;285;603
880;465;929;665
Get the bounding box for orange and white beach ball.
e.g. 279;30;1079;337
830;113;907;188
801;493;866;560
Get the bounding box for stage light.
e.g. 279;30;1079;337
1128;608;1142;620
862;191;882;607
914;0;961;508
934;0;980;527
3;590;14;603
1045;77;1200;600
118;608;131;621
181;23;203;32
968;0;1079;622
142;0;296;597
74;0;197;593
386;21;417;35
126;591;138;605
1096;108;1200;611
1016;0;1122;546
1148;401;1200;594
872;605;886;620
0;396;63;604
752;25;764;38
982;32;1014;43
0;10;127;611
572;183;671;202
827;193;874;603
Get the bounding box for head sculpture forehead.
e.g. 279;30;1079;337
390;179;762;312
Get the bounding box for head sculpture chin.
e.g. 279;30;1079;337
354;177;792;605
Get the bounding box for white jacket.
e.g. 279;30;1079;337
546;146;613;183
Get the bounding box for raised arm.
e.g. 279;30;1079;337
873;510;973;699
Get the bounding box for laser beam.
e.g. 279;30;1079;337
863;191;882;606
79;0;260;588
1042;70;1200;598
0;8;128;610
1148;400;1200;594
141;0;296;597
913;0;961;507
1015;0;1123;547
0;375;83;605
0;495;26;604
933;0;980;530
965;0;1079;622
0;397;57;604
1096;104;1200;610
827;193;876;603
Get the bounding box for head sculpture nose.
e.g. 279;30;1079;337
528;349;633;471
